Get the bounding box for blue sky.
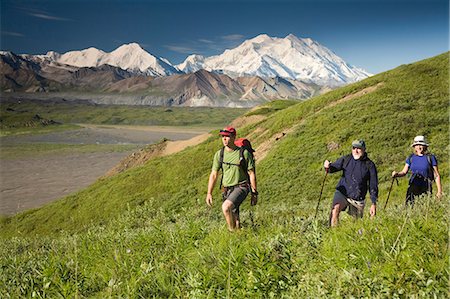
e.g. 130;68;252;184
1;0;448;74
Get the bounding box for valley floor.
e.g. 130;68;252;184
0;124;209;215
0;151;131;215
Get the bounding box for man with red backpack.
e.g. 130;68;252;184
206;126;258;231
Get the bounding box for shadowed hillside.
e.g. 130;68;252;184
1;53;448;297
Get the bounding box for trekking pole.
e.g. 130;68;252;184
314;169;328;219
383;177;399;210
249;193;257;228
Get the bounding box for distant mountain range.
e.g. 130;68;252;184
0;34;371;107
176;34;370;86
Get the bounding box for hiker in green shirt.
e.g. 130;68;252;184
206;126;258;231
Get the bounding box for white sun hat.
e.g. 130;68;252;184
411;135;429;147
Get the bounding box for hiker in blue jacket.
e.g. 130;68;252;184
324;139;378;227
392;135;442;205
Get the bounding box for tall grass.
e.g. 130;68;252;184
1;196;447;297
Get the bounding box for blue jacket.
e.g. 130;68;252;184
329;154;378;204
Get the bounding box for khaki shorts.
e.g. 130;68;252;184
332;190;365;218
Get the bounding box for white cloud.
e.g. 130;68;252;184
221;34;245;41
28;12;71;21
1;31;25;37
165;45;196;54
198;38;214;44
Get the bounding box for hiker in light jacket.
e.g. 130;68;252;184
324;139;378;227
392;135;442;206
206;126;258;231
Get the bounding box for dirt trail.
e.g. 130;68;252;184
105;133;211;177
163;133;210;155
253;83;384;162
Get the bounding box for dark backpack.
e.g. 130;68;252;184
218;138;255;189
407;153;435;181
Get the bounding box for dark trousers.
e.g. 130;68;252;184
406;183;432;206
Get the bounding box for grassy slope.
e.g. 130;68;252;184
0;53;448;297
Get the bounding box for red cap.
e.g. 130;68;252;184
219;126;236;137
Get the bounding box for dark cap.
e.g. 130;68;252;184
351;139;366;149
219;126;236;137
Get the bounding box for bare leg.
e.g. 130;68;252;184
234;211;240;229
222;200;237;231
330;203;342;227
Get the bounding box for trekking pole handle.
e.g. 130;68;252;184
314;169;329;219
383;177;396;210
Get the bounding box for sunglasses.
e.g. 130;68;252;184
352;146;363;150
220;130;234;134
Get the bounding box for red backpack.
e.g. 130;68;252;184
234;138;255;155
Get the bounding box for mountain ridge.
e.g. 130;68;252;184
3;34;370;85
0;52;326;107
0;34;372;106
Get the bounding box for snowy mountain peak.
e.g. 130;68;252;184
285;33;297;40
176;54;205;73
111;43;145;55
178;33;371;86
44;51;61;60
55;43;179;76
58;47;105;68
249;34;273;43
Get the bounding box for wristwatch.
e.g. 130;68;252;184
251;190;258;196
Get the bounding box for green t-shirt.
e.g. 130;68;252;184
212;147;255;187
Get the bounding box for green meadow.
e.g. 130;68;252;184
0;101;249;135
0;53;448;297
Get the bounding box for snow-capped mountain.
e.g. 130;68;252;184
177;34;371;86
55;43;179;76
0;34;371;106
176;54;205;73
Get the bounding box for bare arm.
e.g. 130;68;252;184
433;165;442;198
392;164;409;178
206;170;218;207
248;169;258;205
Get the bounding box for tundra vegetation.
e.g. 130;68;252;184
0;102;248;136
0;53;448;297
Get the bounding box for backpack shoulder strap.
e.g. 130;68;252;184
218;147;225;189
239;147;247;171
426;153;435;180
219;147;225;170
406;153;414;166
239;147;251;183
